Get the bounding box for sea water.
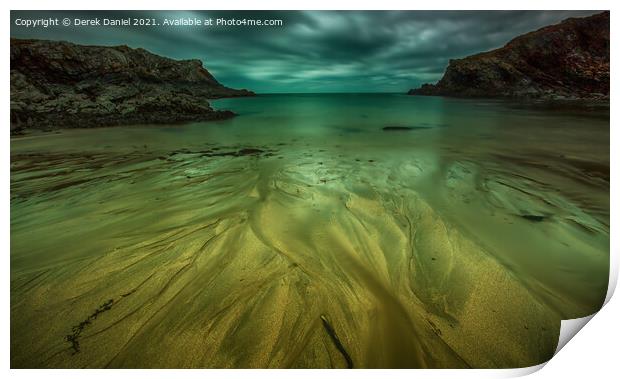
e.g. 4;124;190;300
10;93;609;368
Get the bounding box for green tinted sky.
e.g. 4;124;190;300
11;10;599;93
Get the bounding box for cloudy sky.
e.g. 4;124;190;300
11;10;599;93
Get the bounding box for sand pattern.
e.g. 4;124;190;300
10;95;609;368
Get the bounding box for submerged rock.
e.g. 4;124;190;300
10;39;255;132
383;126;414;131
171;147;270;158
382;126;431;131
236;148;264;156
409;11;609;100
520;214;547;222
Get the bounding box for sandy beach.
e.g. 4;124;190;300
10;94;609;368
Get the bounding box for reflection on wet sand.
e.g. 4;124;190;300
10;95;609;368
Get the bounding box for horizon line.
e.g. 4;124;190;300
231;91;411;95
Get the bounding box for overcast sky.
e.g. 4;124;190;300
11;10;600;93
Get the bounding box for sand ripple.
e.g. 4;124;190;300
10;141;608;368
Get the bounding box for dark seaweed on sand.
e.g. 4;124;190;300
320;314;353;368
65;299;114;355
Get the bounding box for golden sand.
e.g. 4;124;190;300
10;119;609;368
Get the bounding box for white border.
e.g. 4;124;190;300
3;0;616;10
3;1;617;378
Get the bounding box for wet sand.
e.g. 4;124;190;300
10;94;609;368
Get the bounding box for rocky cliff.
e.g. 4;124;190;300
409;11;609;100
10;39;254;132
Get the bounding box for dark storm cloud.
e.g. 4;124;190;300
11;10;601;93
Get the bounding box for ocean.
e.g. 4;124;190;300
10;93;609;368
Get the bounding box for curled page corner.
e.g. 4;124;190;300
604;256;618;306
544;260;616;368
503;315;598;378
554;314;596;356
506;362;548;377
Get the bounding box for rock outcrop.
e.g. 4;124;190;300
10;39;254;132
409;11;609;100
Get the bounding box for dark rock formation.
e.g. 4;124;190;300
409;11;609;100
10;38;255;132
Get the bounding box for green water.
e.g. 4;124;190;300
11;94;609;368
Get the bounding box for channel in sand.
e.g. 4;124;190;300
10;94;609;368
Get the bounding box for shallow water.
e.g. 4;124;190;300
10;94;609;368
